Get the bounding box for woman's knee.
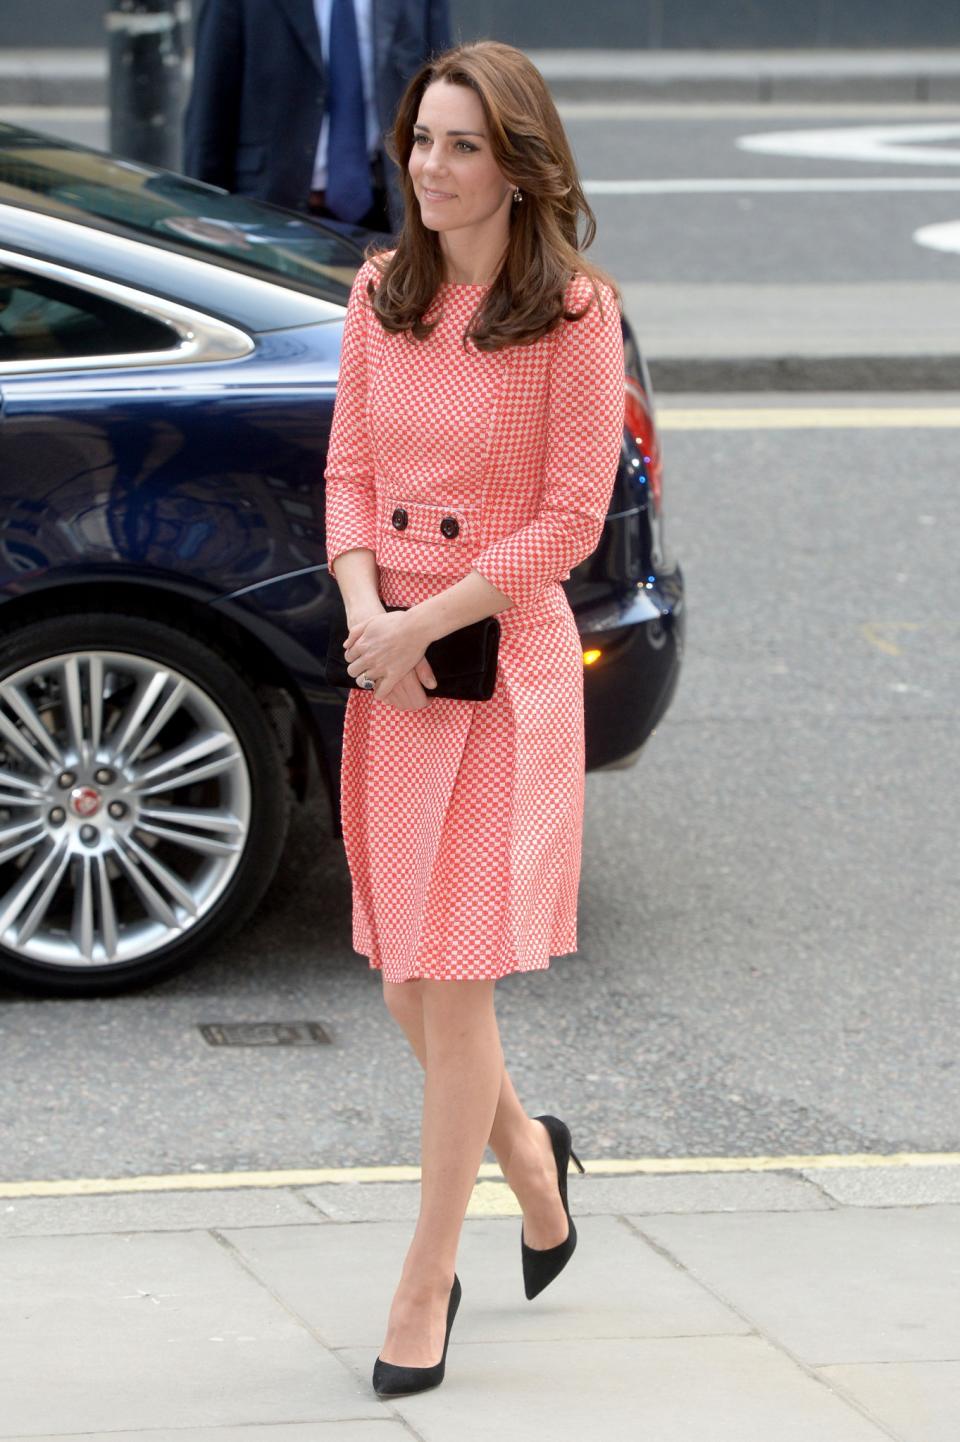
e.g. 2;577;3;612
419;977;498;1026
382;976;423;1024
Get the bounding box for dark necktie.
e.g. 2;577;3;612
325;0;374;223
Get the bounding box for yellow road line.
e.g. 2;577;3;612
860;619;960;656
2;1151;959;1200
655;407;960;429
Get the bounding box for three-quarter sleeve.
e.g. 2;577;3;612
323;260;378;579
470;279;626;610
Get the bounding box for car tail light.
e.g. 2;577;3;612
624;370;663;515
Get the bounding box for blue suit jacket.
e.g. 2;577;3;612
183;0;452;232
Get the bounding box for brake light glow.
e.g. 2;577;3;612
625;377;663;513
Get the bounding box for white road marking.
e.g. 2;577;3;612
584;177;960;194
914;219;960;253
736;121;960;166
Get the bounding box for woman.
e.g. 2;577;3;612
322;39;625;1396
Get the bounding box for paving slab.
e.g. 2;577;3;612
637;1205;960;1364
303;1168;832;1221
623;281;960;391
802;1164;960;1206
0;1229;378;1435
0;1429;404;1442
623;283;960;360
818;1360;960;1442
337;1335;895;1442
220;1214;750;1347
0;1185;320;1238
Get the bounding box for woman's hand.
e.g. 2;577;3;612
378;667;434;710
344;609;438;706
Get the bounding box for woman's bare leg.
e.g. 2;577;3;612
382;978;569;1280
377;976;502;1365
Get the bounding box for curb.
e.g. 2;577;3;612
646;354;960;392
3;1154;959;1235
531;48;960;104
3;48;960;107
0;53;107;108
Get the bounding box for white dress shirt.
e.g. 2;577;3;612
312;0;380;191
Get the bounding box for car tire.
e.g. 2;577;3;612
0;612;291;997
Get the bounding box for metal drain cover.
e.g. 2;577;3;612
199;1022;332;1046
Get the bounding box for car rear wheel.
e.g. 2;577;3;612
0;613;290;996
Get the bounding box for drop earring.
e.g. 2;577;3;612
513;187;522;203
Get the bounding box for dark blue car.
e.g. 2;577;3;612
0;125;685;996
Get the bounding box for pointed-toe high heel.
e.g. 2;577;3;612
521;1114;587;1300
372;1273;462;1397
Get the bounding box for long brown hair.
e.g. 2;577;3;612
361;39;621;352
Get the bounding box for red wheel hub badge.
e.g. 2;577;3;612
70;786;101;818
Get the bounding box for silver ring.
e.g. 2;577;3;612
357;672;375;691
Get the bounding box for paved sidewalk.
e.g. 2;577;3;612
535;49;960;104
1;1158;957;1439
621;282;960;393
2;48;960;106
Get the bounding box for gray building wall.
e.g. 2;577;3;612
2;0;959;49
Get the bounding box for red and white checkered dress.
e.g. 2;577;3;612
323;254;625;983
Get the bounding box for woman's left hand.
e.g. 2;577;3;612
343;610;437;700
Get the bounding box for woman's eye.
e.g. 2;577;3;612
413;136;476;152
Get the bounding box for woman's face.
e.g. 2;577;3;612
409;81;513;234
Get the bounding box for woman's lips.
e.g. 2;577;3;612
423;188;455;200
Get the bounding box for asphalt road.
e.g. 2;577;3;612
1;392;957;1181
575;103;960;286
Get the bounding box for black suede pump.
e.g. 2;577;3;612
372;1273;462;1397
521;1115;586;1300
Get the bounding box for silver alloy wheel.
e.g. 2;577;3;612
0;650;252;968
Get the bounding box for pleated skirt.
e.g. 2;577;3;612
339;568;586;983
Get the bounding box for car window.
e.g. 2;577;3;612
0;264;177;362
0;127;364;306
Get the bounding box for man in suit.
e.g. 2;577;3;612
183;0;452;234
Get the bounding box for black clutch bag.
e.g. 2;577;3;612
324;604;500;701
